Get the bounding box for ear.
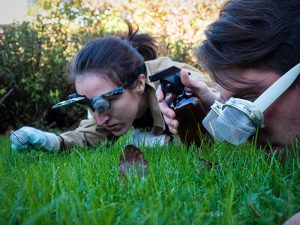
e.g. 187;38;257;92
134;74;146;94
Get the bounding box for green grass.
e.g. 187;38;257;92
0;136;299;225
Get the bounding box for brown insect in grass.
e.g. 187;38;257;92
119;144;149;180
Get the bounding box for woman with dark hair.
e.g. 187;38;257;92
157;0;300;150
10;23;214;151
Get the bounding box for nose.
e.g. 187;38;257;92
94;111;109;126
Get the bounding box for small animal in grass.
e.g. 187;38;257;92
119;144;149;180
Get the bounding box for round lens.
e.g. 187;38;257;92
92;97;110;112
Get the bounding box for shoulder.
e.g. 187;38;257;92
145;57;211;82
145;57;189;74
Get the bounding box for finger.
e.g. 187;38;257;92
180;70;192;88
156;86;176;105
169;126;178;135
155;86;164;103
163;118;178;134
11;143;27;151
180;70;216;103
184;87;193;93
158;100;176;119
180;70;205;92
10;132;29;151
11;143;19;151
163;115;179;131
12;129;30;145
21;127;43;145
10;131;26;145
164;93;176;105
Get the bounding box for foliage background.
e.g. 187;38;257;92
0;0;225;133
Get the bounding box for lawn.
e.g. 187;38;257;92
0;135;299;225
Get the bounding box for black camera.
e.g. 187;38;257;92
150;66;208;146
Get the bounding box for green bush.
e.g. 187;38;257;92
0;21;82;133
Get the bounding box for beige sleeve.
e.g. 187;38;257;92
59;118;112;149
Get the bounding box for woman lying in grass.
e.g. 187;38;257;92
10;22;215;152
157;0;300;152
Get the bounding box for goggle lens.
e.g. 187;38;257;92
90;87;125;112
91;96;110;113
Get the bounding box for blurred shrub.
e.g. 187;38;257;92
0;0;224;133
0;20;85;133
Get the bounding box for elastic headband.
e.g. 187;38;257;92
122;63;146;87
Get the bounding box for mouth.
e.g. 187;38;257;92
105;124;121;131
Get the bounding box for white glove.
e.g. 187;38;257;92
10;126;61;152
126;129;170;147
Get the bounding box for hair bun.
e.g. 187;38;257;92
121;20;158;61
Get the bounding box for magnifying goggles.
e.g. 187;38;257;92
202;63;300;145
52;64;146;113
52;86;125;113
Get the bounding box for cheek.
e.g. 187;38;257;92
259;94;298;144
110;94;139;119
262;102;286;134
263;90;296;129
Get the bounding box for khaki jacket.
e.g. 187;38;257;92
59;57;215;149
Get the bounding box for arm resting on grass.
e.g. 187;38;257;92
59;118;113;150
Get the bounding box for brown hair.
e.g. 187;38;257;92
69;21;158;86
195;0;300;89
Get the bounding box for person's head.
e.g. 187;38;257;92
196;0;300;148
69;22;158;136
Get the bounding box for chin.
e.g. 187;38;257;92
111;126;130;137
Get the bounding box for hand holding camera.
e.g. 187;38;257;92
153;67;217;145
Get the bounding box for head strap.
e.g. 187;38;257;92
122;63;146;87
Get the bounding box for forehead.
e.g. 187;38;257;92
75;73;117;99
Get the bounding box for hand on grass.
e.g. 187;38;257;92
10;126;60;152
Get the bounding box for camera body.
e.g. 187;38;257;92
150;66;207;145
